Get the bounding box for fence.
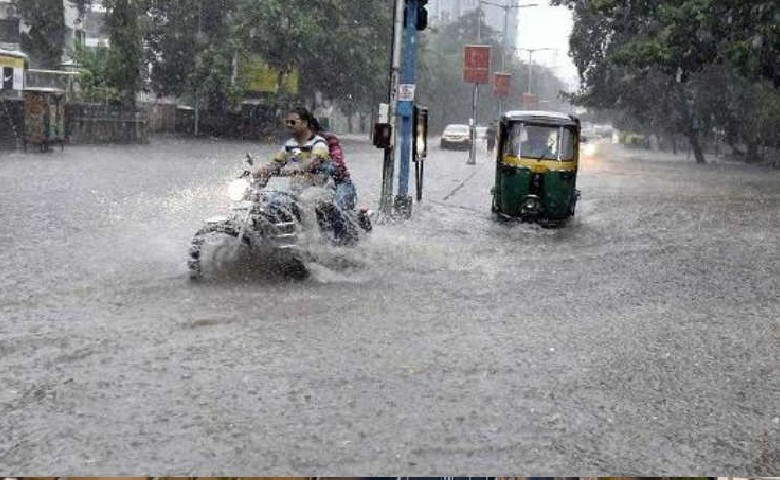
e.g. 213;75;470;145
65;103;149;144
0;98;24;150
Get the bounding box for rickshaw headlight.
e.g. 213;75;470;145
524;197;540;211
228;178;250;201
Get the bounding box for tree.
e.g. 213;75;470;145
298;0;393;123
235;0;324;92
147;0;240;115
12;0;94;68
554;0;779;163
13;0;67;68
235;0;393;117
103;0;145;107
71;41;119;103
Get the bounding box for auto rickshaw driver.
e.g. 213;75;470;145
511;124;559;160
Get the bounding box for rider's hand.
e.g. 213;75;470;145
302;158;322;173
252;166;270;178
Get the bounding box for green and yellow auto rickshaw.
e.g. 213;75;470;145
491;110;582;226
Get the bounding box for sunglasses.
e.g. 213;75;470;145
286;119;300;126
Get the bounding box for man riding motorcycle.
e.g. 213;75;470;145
251;107;355;243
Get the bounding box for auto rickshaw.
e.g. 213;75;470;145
491;110;582;226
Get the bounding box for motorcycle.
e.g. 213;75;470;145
188;154;372;280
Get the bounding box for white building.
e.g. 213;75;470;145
0;0;108;66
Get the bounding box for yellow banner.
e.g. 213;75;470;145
239;55;299;94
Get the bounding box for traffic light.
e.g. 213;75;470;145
416;0;428;30
373;122;392;149
404;0;428;31
413;105;428;160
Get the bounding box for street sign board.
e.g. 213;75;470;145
494;72;511;96
397;84;416;101
463;45;491;84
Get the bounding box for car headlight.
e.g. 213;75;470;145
583;143;597;156
227;178;250;201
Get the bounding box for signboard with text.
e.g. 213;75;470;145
462;45;491;84
494;72;511;96
397;84;416;101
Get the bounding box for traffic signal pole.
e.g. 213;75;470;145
394;0;423;217
378;0;427;218
379;0;405;216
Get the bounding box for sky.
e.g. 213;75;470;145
513;3;580;90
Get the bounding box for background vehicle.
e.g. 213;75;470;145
440;123;471;150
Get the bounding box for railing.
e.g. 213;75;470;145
65;103;149;144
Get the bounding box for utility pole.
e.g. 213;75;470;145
379;0;405;215
467;3;482;166
393;0;428;217
479;1;538;116
517;47;556;95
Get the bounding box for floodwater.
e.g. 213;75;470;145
1;137;777;474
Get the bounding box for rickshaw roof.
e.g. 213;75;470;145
502;110;579;127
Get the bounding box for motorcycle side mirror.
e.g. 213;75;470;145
245;153;254;166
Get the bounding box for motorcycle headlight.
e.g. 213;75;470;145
228;178;250;201
583;143;597;156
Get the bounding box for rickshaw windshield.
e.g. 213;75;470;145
504;123;576;161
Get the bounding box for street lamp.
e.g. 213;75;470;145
477;0;538;71
516;47;556;95
476;1;538;117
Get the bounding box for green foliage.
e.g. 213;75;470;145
299;0;394;116
146;0;241;113
235;0;323;75
103;0;144;107
234;0;393;116
71;40;120;103
15;0;572;132
14;0;67;68
554;0;779;162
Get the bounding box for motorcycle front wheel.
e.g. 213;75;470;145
188;223;247;281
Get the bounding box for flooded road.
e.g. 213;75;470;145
1;137;777;474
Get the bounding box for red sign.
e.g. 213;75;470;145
463;45;491;84
494;72;511;96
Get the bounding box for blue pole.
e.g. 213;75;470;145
396;0;417;201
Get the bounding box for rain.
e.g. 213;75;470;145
1;0;778;474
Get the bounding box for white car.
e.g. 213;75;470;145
440;124;472;150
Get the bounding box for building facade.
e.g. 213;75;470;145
0;0;108;63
